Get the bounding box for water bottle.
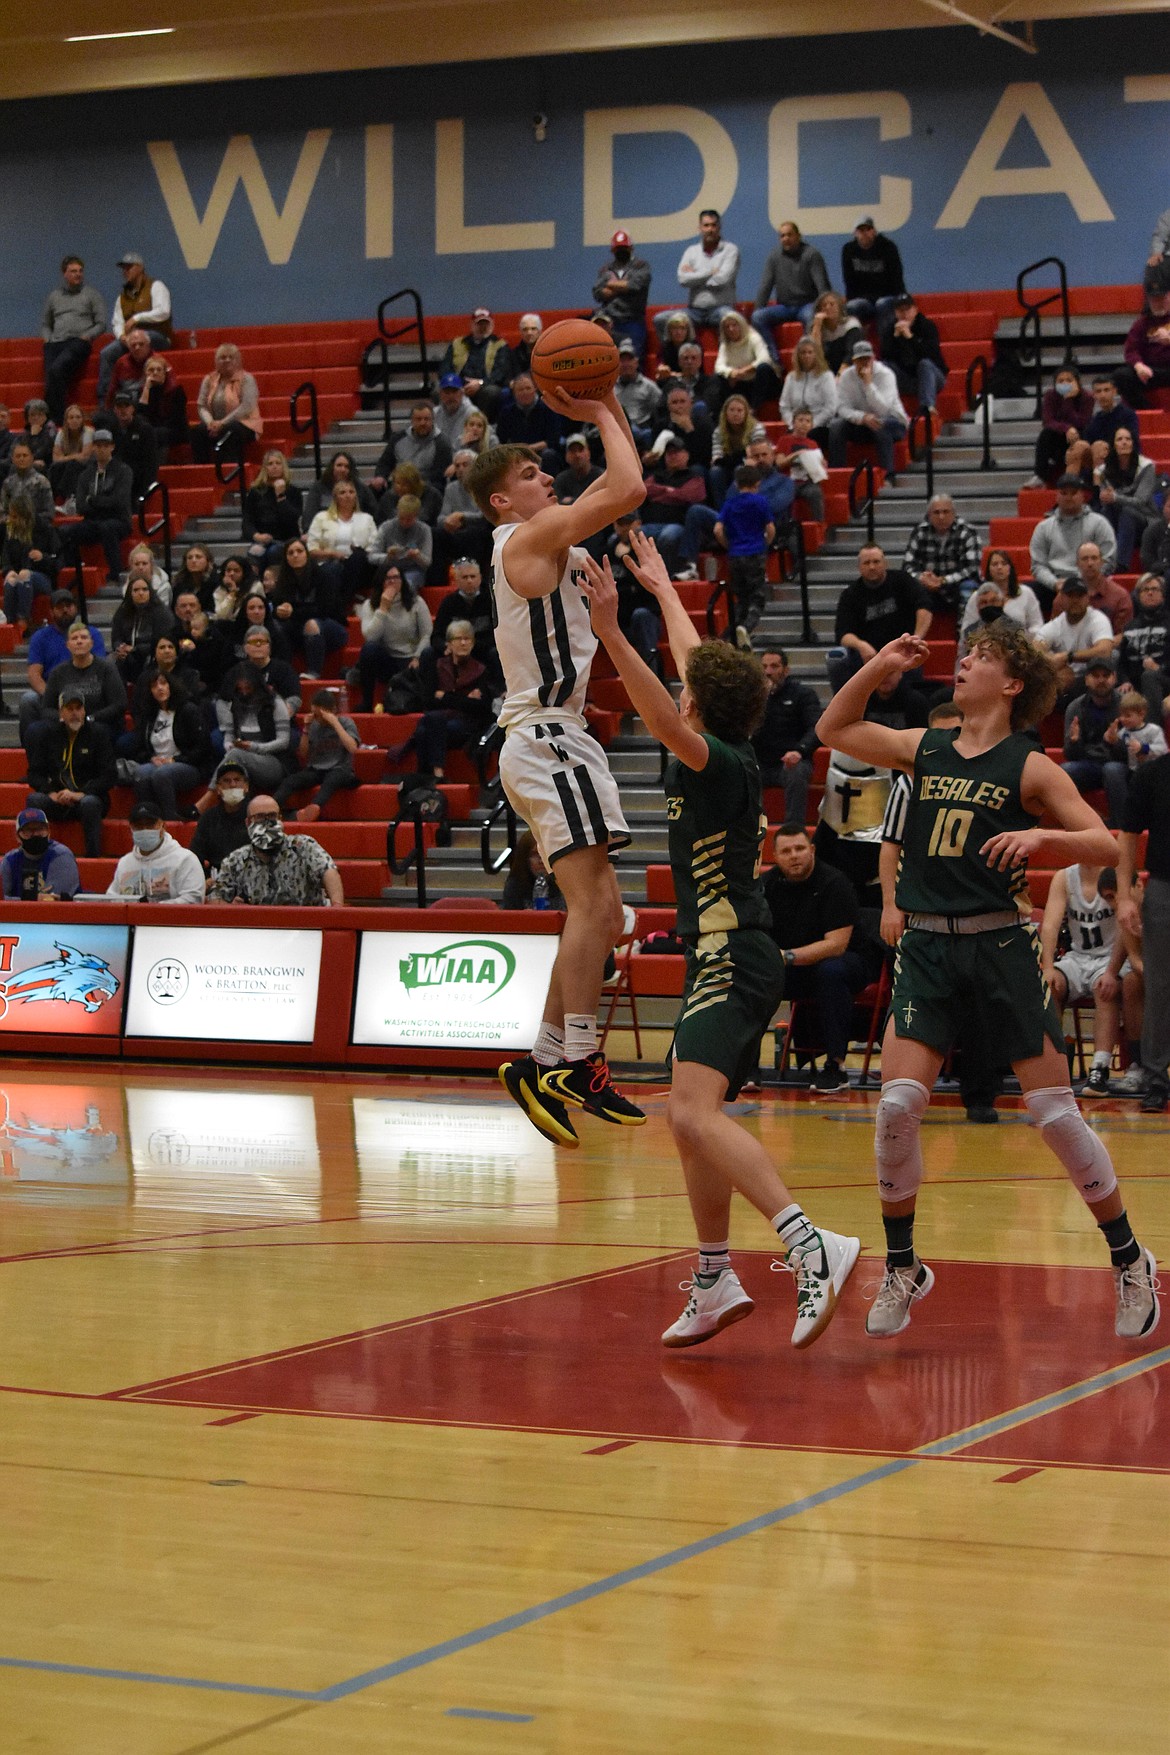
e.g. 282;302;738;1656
532;874;550;911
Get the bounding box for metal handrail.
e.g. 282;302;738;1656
705;574;733;638
213;425;249;539
965;356;997;472
848;460;877;545
290;381;321;481
386;811;431;907
137;478;172;577
1016;255;1071;416
774;517;817;645
480;792;518;876
908;410;935;500
366;287;431;443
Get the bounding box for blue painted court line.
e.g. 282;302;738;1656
4;1342;1168;1706
447;1707;535;1723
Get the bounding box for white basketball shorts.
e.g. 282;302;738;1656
499;718;630;868
1055;948;1113;1004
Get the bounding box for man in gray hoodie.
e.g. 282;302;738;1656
41;256;107;424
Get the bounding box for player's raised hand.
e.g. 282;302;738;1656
540;383;604;422
980;826;1046;871
876;633;931;676
578;552;621;638
625;528;674;597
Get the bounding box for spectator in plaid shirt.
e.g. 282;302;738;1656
902;495;982;615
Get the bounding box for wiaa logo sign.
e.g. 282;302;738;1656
397;939;516;1004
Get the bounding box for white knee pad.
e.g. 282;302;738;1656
1024;1085;1118;1205
874;1078;931;1203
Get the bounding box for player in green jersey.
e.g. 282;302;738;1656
579;531;859;1349
818;622;1159;1342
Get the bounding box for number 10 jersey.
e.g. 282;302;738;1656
895;727;1038;917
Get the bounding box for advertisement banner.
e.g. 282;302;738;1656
352;931;559;1050
127;1086;321;1215
0;921;129;1037
125;926;323;1043
0;1081;128;1187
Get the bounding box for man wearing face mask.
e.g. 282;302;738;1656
190;758;252;878
1;806;81;900
106;802;204;903
208;794;343;905
592;229;652;359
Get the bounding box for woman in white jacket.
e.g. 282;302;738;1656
305;479;379;609
780;336;837;448
714;312;780;410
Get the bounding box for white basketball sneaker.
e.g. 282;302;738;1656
774;1228;861;1349
865;1259;936;1337
662;1268;755;1348
1114;1247;1161;1341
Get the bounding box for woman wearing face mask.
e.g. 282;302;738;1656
190;760;253;876
214;671;291;792
128;671;213;820
106;801;205;903
959;549;1042;640
1031;364;1094;486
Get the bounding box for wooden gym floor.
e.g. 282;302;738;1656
0;1059;1167;1754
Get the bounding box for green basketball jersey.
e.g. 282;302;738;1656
895;727;1038;917
665;734;771;939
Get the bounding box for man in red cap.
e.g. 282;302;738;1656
592;230;652;361
439;308;514;420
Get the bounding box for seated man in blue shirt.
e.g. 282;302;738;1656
1;805;81;900
18;589;107;742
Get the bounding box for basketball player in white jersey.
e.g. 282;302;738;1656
1040;862;1127;1093
467;386;647;1144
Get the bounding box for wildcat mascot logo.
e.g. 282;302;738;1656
0;942;121;1020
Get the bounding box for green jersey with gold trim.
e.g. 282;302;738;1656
665;734;770;939
895;726;1038;917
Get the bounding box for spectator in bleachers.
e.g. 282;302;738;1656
274;688;360;821
496;373;566;472
432;448;492;579
384;459;443;534
1036;577;1115;704
105;328;155;408
375;494;432;594
430;557;495;664
305;482;378;611
659;386;713;470
883;294;948;411
654;314;697;386
1116;573;1169;721
715;464;775;649
960;550;1043;638
554;434;602;504
1063;658;1124;820
501;829;565;911
826;543;932;694
109;577;177;686
243;450;303;571
356;563;432;712
1105;689;1168;811
841;218;906;327
303;452;378;527
902;493;982;615
405;620;492;780
0;406;13;470
768;412;827;523
220;626;301;719
779;336;837;449
1031;363;1093;487
864;666;929;730
213;669;292;793
606;515;663;672
613;340;666;450
372;402;452;496
234;593;293;667
807;291;861;376
49;405;93;503
433;374;477;451
669;340;723;417
956;582;1010;670
172;544;220;612
592;230;652;357
272;535;351;677
656;209;739;342
190;757;251;876
174;594;230;694
1;439;54;524
126;672;211;822
25;691;115;858
191;344;262;464
125;542;171;609
106;801;204;902
1;806;80;902
457;407;495;459
1140;495;1170;577
110;390;159;502
138;354;188;463
640;435;706;579
41;256;106;425
743;434;799;533
212;554;258;623
1053;541;1132;635
96;252;173;406
750;220;829;357
1071;376;1142;475
131;632;203;713
1114;265;1170;410
1029;475;1116;599
1095;428;1159;568
510;314;543;379
2;495;58;630
714;312;781;412
20;402;56;475
828;341;910;483
60;428;133;588
440;309;513;421
709;394;765;506
208;795;342;906
752;646;820;823
1150;209;1170;267
19;594;106;742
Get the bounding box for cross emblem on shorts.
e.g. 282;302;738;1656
903;1000;916;1027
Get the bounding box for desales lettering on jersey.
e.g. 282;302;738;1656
918;775;1011;809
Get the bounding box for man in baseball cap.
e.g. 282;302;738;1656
439;309;512;420
592;228;652;359
1;806;81;901
97;250;173;405
840;216;907;329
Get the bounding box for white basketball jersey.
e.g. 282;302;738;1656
491;523;596;730
1063;864;1118;956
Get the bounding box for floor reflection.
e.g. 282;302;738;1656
353;1095;558;1222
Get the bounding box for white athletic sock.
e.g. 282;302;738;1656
697;1241;731;1279
1092;1049;1111;1070
563;1013;598;1062
773;1203;816;1254
532;1022;565;1068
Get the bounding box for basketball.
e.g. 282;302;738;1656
529;319;620;402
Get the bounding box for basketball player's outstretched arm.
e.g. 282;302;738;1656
578;554;710;771
514;387;643;551
624;528;699;677
982;752;1115;872
816;634;929;772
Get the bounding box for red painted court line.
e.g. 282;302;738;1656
586;1440;636;1455
205;1412;263;1427
996;1466;1044;1483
